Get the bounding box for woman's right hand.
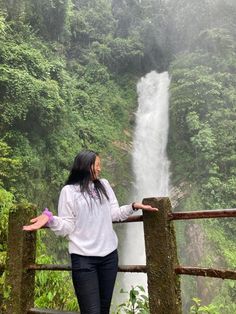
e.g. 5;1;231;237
23;214;49;231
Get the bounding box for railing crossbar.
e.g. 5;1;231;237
169;208;236;220
28;309;79;314
175;266;236;280
27;264;146;273
114;215;143;223
27;263;236;280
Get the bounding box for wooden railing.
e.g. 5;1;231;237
2;198;236;314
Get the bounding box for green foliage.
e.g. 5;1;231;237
209;281;236;314
70;0;115;44
105;36;144;73
25;0;70;41
116;286;149;314
196;28;235;57
0;14;6;34
34;231;78;311
203;220;236;268
0;187;14;310
0;188;14;251
168;12;236;313
167;0;236;56
0;4;140;309
189;296;236;314
112;0;170;71
190;298;221;314
169;47;236;209
0;140;21;187
0;30;66;135
1;0;26;21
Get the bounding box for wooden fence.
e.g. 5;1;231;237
2;198;236;314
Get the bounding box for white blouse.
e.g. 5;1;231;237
48;179;134;257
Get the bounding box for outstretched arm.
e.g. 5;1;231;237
23;186;76;236
102;179;158;222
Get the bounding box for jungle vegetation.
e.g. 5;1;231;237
0;0;235;313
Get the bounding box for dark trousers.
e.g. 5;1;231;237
71;250;118;314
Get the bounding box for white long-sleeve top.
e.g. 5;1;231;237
48;179;134;257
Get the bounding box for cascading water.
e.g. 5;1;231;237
132;71;170;200
113;71;171;307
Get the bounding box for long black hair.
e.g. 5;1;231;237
65;150;109;201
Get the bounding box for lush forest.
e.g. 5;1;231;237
0;0;236;313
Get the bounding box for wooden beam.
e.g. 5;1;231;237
28;309;79;314
41;215;143;229
118;265;146;273
27;264;146;273
28;264;71;271
114;215;143;223
175;266;236;280
169;209;236;220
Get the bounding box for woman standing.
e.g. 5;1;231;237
23;150;158;314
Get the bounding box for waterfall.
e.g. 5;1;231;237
113;71;171;308
133;70;170;200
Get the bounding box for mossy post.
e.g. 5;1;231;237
142;197;182;314
4;204;37;314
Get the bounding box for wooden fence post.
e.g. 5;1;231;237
142;197;182;314
4;204;37;314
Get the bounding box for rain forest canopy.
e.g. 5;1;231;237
0;0;236;312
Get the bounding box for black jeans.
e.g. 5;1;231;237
71;250;118;314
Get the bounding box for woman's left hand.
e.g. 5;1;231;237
132;202;158;211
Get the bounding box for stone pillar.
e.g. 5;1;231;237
143;197;182;314
4;204;37;314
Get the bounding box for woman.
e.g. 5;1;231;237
23;150;158;314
